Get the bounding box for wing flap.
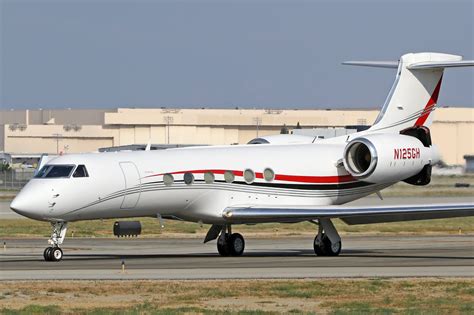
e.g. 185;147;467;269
223;203;474;225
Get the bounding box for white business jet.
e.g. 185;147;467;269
10;52;474;261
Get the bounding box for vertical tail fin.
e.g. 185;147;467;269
344;52;474;133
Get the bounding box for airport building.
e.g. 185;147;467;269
0;107;472;166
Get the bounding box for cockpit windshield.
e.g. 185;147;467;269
34;165;75;178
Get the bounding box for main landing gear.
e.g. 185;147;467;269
313;218;342;256
204;221;341;257
44;222;68;262
217;225;245;256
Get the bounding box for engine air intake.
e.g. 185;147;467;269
343;138;377;178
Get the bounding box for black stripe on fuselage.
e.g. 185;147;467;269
143;179;372;191
225;180;372;190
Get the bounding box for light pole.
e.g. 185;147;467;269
163;116;174;144
253;117;262;137
52;133;63;154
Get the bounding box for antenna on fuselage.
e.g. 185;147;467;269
145;139;151;151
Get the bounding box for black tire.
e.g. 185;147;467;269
228;233;245;256
43;247;53;261
313;235;326;256
50;247;63;262
217;233;230;256
322;234;341;256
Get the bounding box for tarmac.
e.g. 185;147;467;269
1;196;473;280
1;235;473;280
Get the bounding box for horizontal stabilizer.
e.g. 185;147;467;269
342;61;399;69
407;60;474;70
223;203;474;225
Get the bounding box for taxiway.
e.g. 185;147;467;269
1;235;473;280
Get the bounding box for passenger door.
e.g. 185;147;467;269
119;162;141;209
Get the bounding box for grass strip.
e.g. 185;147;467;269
1;216;473;238
0;279;473;314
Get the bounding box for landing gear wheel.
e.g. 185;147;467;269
217;233;230;256
313;219;342;257
43;247;53;261
313;235;325;256
217;232;246;256
228;233;245;256
313;234;341;256
322;235;341;256
50;247;63;261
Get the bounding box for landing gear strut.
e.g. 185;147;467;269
313;218;341;256
217;225;245;256
44;222;68;262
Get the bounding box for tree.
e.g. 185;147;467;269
0;162;11;172
296;122;302;129
280;124;289;134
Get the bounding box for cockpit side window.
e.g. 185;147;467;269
34;165;75;178
73;165;89;178
35;165;52;178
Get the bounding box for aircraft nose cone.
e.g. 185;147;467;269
10;195;28;215
10;194;41;220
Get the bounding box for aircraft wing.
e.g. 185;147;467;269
222;203;474;225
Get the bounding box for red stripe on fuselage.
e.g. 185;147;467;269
414;75;443;127
170;169;244;176
144;169;355;184
274;174;355;183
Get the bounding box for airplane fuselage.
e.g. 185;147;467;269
12;140;392;223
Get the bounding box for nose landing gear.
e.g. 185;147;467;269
44;222;68;262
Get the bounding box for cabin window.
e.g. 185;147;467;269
224;170;235;183
183;172;194;185
264;168;275;181
73;165;89;178
244;169;255;184
163;173;174;186
35;165;75;178
204;172;215;184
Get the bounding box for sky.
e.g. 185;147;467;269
1;0;473;109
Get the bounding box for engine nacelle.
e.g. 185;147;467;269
343;133;437;184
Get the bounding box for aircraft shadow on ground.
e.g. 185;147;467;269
1;249;472;264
